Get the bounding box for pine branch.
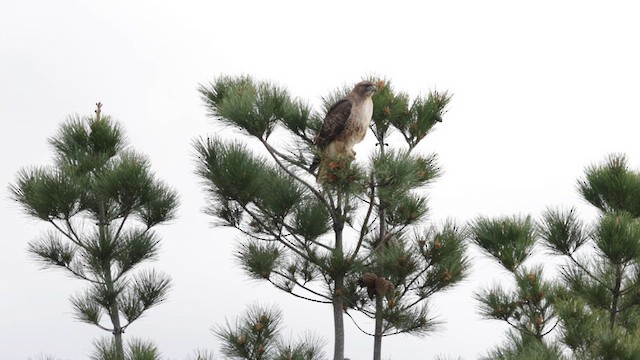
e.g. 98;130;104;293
63;265;106;285
260;139;337;220
249;200;334;253
49;219;82;247
113;212;130;244
268;274;332;304
348;173;377;264
240;203;319;267
344;311;376;336
567;254;615;293
64;218;84;246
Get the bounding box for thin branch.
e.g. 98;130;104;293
268;277;332;304
64;218;83;246
240;204;319;267
260;140;337;219
113;212;130;243
399;266;432;300
272;270;332;301
235;226;281;243
540;319;560;337
63;265;105;285
344;311;376;336
348;173;377;264
568;255;615;292
95;323;113;332
49;220;82;247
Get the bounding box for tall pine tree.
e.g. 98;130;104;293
10;104;178;360
540;154;640;358
194;76;466;360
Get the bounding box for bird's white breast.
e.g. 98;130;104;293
350;98;373;138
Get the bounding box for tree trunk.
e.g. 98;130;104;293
106;271;124;360
610;264;622;329
332;287;345;360
373;294;384;360
373;138;387;360
332;218;345;360
99;210;124;360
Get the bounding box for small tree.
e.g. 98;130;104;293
471;154;640;359
539;154;640;358
214;304;325;360
469;215;562;359
195;76;465;360
10;104;178;360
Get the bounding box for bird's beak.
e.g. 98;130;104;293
369;85;377;92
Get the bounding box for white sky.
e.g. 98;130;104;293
2;1;640;359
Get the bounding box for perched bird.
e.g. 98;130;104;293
310;81;377;173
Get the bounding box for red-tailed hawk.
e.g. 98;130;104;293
310;81;377;173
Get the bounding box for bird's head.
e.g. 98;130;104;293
354;81;377;97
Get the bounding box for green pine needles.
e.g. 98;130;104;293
213;304;326;360
194;75;466;360
472;154;640;359
10;104;179;360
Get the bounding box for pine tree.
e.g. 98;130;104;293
471;154;640;359
213;304;325;360
10;104;178;360
194;76;466;360
468;215;561;359
538;154;640;359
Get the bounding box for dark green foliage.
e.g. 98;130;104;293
470;213;560;357
50;115;125;174
195;138;271;207
195;75;458;360
477;154;640;359
373;150;439;206
559;262;614;310
291;199;331;241
479;331;566;360
279;99;315;140
237;242;283;280
11;167;84;220
114;230;160;273
406;91;451;146
355;222;468;336
578;154;640;216
90;338;162;360
417;223;470;294
316;154;368;194
470;216;536;272
366;78;451;149
10;109;178;360
594;211;640;264
28;232;76;267
538;207;587;255
554;290;640;359
199;76;299;140
272;333;326;360
214;304;326;360
477;266;556;340
368;78;410;139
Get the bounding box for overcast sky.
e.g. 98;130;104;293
2;1;640;359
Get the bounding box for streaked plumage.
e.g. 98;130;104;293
310;81;377;172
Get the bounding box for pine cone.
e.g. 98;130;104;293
375;277;394;297
358;272;377;287
358;272;378;299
